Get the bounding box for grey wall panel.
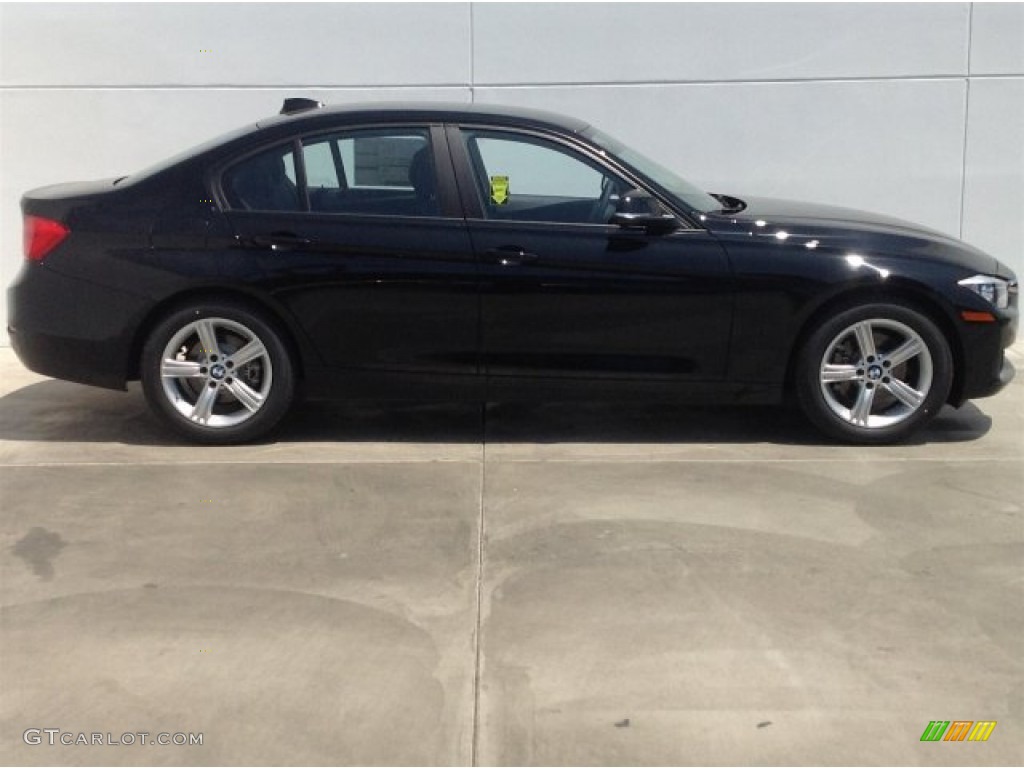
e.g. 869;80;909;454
961;78;1024;273
475;80;967;241
970;3;1024;75
0;3;472;87
472;3;969;85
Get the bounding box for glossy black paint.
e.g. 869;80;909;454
8;102;1018;412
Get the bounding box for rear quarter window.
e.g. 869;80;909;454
222;144;300;212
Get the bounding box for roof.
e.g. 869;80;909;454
255;100;592;134
131;101;595;182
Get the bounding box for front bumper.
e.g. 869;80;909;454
952;296;1018;404
963;349;1016;401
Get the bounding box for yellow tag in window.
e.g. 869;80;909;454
490;175;509;205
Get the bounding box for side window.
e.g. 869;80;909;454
221;128;440;217
303;141;339;189
223;144;300;212
303;129;439;217
461;130;628;224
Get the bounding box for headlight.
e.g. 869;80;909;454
958;275;1012;309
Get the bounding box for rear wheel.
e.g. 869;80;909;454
141;302;294;444
795;302;953;444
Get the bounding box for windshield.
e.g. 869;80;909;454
586;128;722;214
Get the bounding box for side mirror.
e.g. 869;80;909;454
611;189;679;233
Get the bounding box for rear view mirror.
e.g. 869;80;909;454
611;189;679;233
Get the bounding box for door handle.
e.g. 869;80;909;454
485;246;539;267
247;232;312;251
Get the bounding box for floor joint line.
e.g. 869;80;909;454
470;402;486;766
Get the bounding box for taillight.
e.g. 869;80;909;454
23;215;70;261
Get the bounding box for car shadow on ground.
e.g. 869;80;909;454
0;379;992;448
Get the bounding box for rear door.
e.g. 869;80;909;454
221;124;480;397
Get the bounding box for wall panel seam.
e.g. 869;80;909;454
958;3;974;239
0;84;475;91
9;76;1024;94
468;1;475;103
471;76;1012;89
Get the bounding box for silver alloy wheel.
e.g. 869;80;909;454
159;317;273;428
818;318;934;429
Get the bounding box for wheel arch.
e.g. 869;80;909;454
126;288;312;382
783;282;966;405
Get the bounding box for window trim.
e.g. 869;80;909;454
329;138;348;190
293;137;310;212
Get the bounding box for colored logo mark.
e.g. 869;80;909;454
920;721;996;742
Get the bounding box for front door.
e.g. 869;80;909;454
448;126;732;397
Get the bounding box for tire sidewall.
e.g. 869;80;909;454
796;302;953;444
141;302;295;444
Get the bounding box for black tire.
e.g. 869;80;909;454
141;301;295;444
795;302;953;444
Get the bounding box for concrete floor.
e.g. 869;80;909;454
0;345;1021;766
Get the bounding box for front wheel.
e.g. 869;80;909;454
141;302;295;444
795;303;953;444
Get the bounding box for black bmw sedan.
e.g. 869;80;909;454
8;100;1018;444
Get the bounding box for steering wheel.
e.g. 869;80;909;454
591;176;618;224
